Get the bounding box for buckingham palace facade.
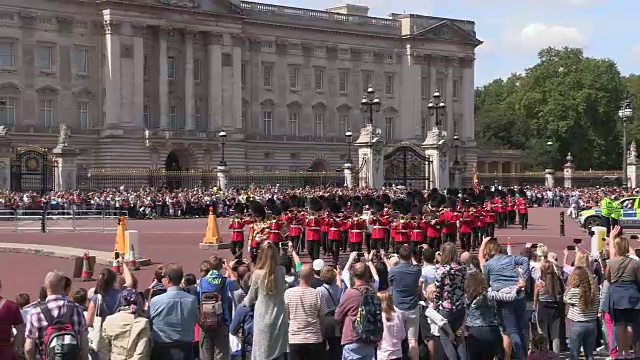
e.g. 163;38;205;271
0;0;483;173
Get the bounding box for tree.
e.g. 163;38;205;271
475;47;627;170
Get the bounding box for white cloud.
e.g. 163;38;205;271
505;23;588;53
562;0;606;7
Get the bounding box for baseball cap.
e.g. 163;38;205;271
312;259;325;271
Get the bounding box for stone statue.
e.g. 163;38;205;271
57;122;70;147
159;0;199;8
0;125;7;138
630;141;637;160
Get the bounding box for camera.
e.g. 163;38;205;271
566;245;576;251
573;238;582;245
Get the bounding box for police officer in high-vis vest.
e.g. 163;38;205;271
600;195;612;233
611;195;622;230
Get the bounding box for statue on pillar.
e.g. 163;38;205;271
630;141;637;162
57;123;70;147
0;125;7;138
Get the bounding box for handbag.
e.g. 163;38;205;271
321;285;342;339
87;294;112;357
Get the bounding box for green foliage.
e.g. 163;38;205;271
476;46;628;170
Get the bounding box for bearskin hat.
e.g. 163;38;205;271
373;200;385;213
280;200;291;213
289;194;300;208
381;193;391;205
391;199;404;212
233;202;246;215
329;201;342;214
399;201;412;215
250;201;266;220
446;197;457;209
352;201;363;214
271;204;283;216
309;197;323;212
410;203;421;216
352;195;362;203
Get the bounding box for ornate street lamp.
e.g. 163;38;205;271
427;90;446;128
545;141;553;169
360;85;381;125
426;155;433;189
452;133;461;165
345;129;353;163
619;97;633;188
218;131;227;166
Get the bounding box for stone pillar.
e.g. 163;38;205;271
422;127;450;189
0;133;11;190
52;145;79;190
232;34;243;130
563;153;575;188
461;56;474;140
429;56;437;98
445;60;454;135
498;161;504;174
400;44;421;139
355;124;384;188
545;169;555;188
103;19;122;127
483;162;489;174
216;165;228;191
158;28;170;129
510;162;516;174
343;162;353;188
451;164;463;189
184;30;196;130
208;33;223;130
628;144;638;188
132;24;145;128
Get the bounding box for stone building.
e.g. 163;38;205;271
0;0;499;179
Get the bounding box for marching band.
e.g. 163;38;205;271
225;188;530;265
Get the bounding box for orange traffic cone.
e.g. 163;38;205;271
80;251;93;281
111;258;122;274
126;245;139;271
507;239;513;255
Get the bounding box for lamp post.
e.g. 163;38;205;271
345;129;353;163
360;85;381;125
426;155;432;189
427;90;447;129
545;141;553;169
619;97;633;188
218;131;227;166
452;133;461;165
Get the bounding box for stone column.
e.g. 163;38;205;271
429;56;437;98
132;24;145;128
103;20;122;127
0;134;11;190
451;164;463;188
461;56;474;140
563;152;575;188
184;30;196;130
216;164;228;191
158;28;170;129
355;125;385;188
207;33;223;130
498;161;504;174
545;169;555;188
52;145;79;190
232;34;243;130
628;142;637;188
483;162;489;174
400;44;421;139
445;58;454;136
422;127;450;189
343;162;353;188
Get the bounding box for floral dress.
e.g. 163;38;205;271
434;260;467;311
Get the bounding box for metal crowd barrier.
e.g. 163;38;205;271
0;209;130;233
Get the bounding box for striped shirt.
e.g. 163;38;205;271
564;287;599;321
284;286;327;344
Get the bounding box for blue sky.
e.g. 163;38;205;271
266;0;637;86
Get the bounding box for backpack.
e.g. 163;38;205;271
352;286;383;343
39;303;80;360
198;277;227;332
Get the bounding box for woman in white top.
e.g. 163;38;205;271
377;291;405;360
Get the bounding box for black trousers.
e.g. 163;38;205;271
427;236;440;250
307;240;320;261
519;213;529;230
331;241;341;265
151;342;193;360
459;232;472;252
349;242;363;252
289;342;325;360
320;232;328;253
230;241;243;258
289;235;301;253
370;238;383;251
443;232;456;244
485;223;496;237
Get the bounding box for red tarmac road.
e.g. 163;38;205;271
0;208;586;299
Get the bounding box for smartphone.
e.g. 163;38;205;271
566;245;576;251
573;238;582;244
114;250;120;260
635;249;640;258
279;242;288;249
356;252;365;258
530;243;539;249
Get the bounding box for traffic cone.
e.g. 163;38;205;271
80;251;93;281
507;239;513;255
111;258;122;274
202;207;220;245
113;216;127;259
126;244;139;271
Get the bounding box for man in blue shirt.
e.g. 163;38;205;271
149;263;198;360
198;256;234;360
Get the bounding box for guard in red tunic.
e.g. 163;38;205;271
286;196;305;252
439;199;459;244
344;201;366;252
391;202;412;253
410;212;427;259
248;201;268;264
369;200;389;251
484;196;497;237
473;205;485;250
267;204;285;250
305;197;324;260
326;201;344;264
458;200;475;252
506;192;516;225
227;202;250;258
517;192;529;230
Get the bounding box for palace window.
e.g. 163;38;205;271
339;115;349;135
289;67;299;89
0;97;15;125
314;113;324;138
288;112;299;136
143;104;150;128
168;57;176;79
0;43;13;67
385;74;394;95
263;110;273;135
78;102;89;129
74;48;88;74
194;59;201;82
314;69;324;91
263;64;273;88
385;117;394;139
143;55;149;79
39;45;53;71
421;77;429;98
169;105;177;129
339;70;349;93
41;99;54;127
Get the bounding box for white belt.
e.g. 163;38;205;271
396;230;408;232
350;230;365;232
269;230;281;233
290;225;302;228
232;229;243;232
373;226;387;229
308;227;320;230
412;230;423;232
329;228;340;231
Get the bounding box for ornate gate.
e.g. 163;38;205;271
384;143;429;188
10;147;55;193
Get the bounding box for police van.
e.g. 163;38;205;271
578;196;640;230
